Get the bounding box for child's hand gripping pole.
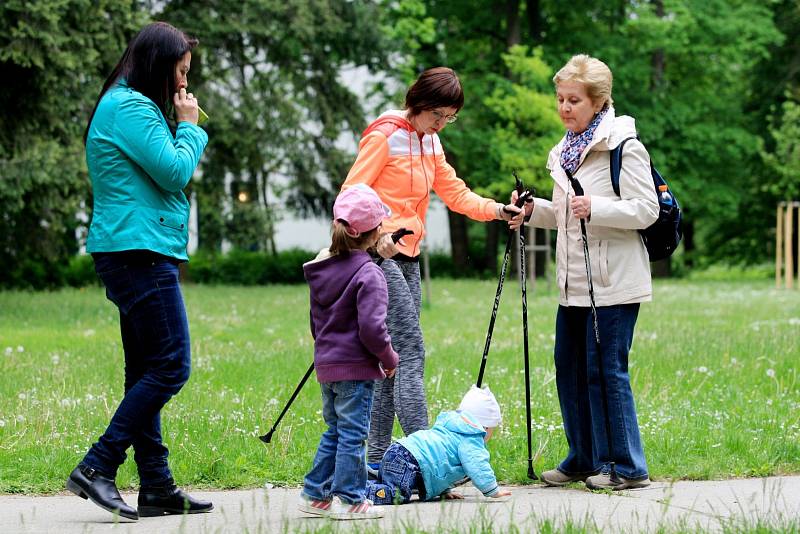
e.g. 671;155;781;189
259;228;413;444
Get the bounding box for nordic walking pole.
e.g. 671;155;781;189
259;228;413;444
475;182;532;387
512;171;537;481
563;168;617;481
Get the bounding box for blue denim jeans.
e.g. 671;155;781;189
302;380;374;504
554;304;648;480
366;442;423;505
82;254;191;487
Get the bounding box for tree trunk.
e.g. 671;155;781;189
444;148;471;271
448;211;470;271
651;258;672;277
682;215;695;269
505;0;521;47
485;220;501;275
648;0;668;278
526;0;542;44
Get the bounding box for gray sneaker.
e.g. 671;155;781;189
585;472;651;491
541;469;594;487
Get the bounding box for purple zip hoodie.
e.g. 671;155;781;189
303;249;399;383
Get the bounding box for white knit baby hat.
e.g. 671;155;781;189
458;385;502;428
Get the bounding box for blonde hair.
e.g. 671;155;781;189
329;220;380;256
553;54;614;108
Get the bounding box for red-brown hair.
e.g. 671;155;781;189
405;67;464;117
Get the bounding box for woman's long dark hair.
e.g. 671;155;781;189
84;22;198;143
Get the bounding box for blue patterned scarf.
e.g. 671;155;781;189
559;108;608;174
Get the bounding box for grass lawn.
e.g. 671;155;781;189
0;277;798;494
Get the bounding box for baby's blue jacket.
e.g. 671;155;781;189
399;410;499;500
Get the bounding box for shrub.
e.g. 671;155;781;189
184;248;316;285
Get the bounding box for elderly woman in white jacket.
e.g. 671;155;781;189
517;54;658;490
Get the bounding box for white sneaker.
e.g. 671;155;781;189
328;496;384;520
297;494;332;516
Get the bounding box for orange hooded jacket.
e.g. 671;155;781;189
342;111;499;258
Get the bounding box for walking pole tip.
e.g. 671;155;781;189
527;464;538;481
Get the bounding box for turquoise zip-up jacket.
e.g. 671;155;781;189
85;79;208;260
399;410;500;500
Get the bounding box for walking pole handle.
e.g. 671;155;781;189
376;228;413;266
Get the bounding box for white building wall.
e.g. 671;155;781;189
272;195;451;253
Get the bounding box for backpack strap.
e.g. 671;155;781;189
609;136;637;197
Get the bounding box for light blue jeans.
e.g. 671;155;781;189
302;380;374;504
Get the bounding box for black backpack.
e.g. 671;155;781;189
610;137;682;262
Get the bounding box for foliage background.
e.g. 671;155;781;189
1;0;799;286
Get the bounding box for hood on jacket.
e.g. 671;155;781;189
302;249;372;307
437;410;487;436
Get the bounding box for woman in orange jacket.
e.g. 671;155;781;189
341;67;525;465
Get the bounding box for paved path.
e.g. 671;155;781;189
2;477;798;533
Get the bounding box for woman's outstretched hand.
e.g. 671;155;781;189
174;88;199;125
510;190;535;219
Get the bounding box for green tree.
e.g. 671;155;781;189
159;0;391;252
762;96;800;200
524;0;784;267
388;0;783;270
379;0;562;272
0;0;146;287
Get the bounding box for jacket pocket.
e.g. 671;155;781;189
596;240;610;287
158;211;186;231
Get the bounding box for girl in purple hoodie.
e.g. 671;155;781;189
298;184;399;520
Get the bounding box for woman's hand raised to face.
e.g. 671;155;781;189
174;88;199;125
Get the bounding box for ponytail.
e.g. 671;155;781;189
329;220;380;255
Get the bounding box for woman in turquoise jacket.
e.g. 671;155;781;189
66;22;211;521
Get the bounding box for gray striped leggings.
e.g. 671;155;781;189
367;259;428;463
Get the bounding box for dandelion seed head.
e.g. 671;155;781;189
766;368;776;378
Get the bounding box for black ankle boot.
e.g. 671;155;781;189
66;464;138;520
138;483;213;516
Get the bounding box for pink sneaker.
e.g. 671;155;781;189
297;494;332;516
328;496;384;520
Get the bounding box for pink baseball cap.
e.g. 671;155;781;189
333;183;391;237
